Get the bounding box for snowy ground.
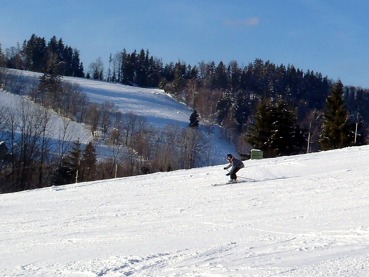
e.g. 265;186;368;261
1;145;369;276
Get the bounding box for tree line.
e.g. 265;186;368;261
246;80;367;158
0;34;84;77
99;49;369;144
2;34;369;136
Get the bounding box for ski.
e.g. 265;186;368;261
211;182;233;186
211;178;256;186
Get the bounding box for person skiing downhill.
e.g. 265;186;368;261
224;154;244;183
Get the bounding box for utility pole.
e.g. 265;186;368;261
307;123;311;154
354;112;359;144
75;170;79;184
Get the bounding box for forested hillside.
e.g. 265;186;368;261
2;34;368;134
101;48;369;155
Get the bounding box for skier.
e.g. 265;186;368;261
224;154;244;183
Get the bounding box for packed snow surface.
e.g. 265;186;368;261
1;146;369;276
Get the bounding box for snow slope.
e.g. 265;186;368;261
0;89;93;144
1;146;369;276
62;76;192;128
1;69;236;165
8;69;193;128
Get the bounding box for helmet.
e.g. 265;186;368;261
227;154;233;159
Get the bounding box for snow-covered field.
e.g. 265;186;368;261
1;145;369;276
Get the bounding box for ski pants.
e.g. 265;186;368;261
230;167;242;180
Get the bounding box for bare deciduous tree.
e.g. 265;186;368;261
86;103;101;136
8;99;52;190
152;126;180;171
89;57;104;80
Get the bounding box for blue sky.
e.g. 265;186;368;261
1;0;369;88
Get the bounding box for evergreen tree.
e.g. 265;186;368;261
320;81;355;150
62;46;73;76
246;100;274;156
65;140;82;181
80;141;97;182
246;99;305;157
189;109;199;128
216;94;232;124
71;49;84;77
269;100;305;155
173;61;187;92
52;140;82;185
23;34;47;72
234;90;251;131
228;60;241;92
46;36;61;67
147;56;162;87
135;49;148;87
121;49;135;85
35;70;63;107
214;61;228;90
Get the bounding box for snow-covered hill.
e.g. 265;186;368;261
62;76;192;128
1;145;369;276
0;89;94;144
0;69;236;165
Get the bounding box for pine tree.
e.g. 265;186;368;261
121;49;135;85
320;81;354;150
71;49;84;77
33;69;63;109
246;99;305;157
214;61;228;90
135;49;148;87
234;90;251;132
216;94;232;124
246;100;274;157
51;140;81;185
189;109;199;128
270;100;305;155
23;34;47;72
80;141;97;182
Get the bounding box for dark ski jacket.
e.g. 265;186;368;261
224;157;244;174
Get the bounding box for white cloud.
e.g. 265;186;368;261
224;17;260;27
